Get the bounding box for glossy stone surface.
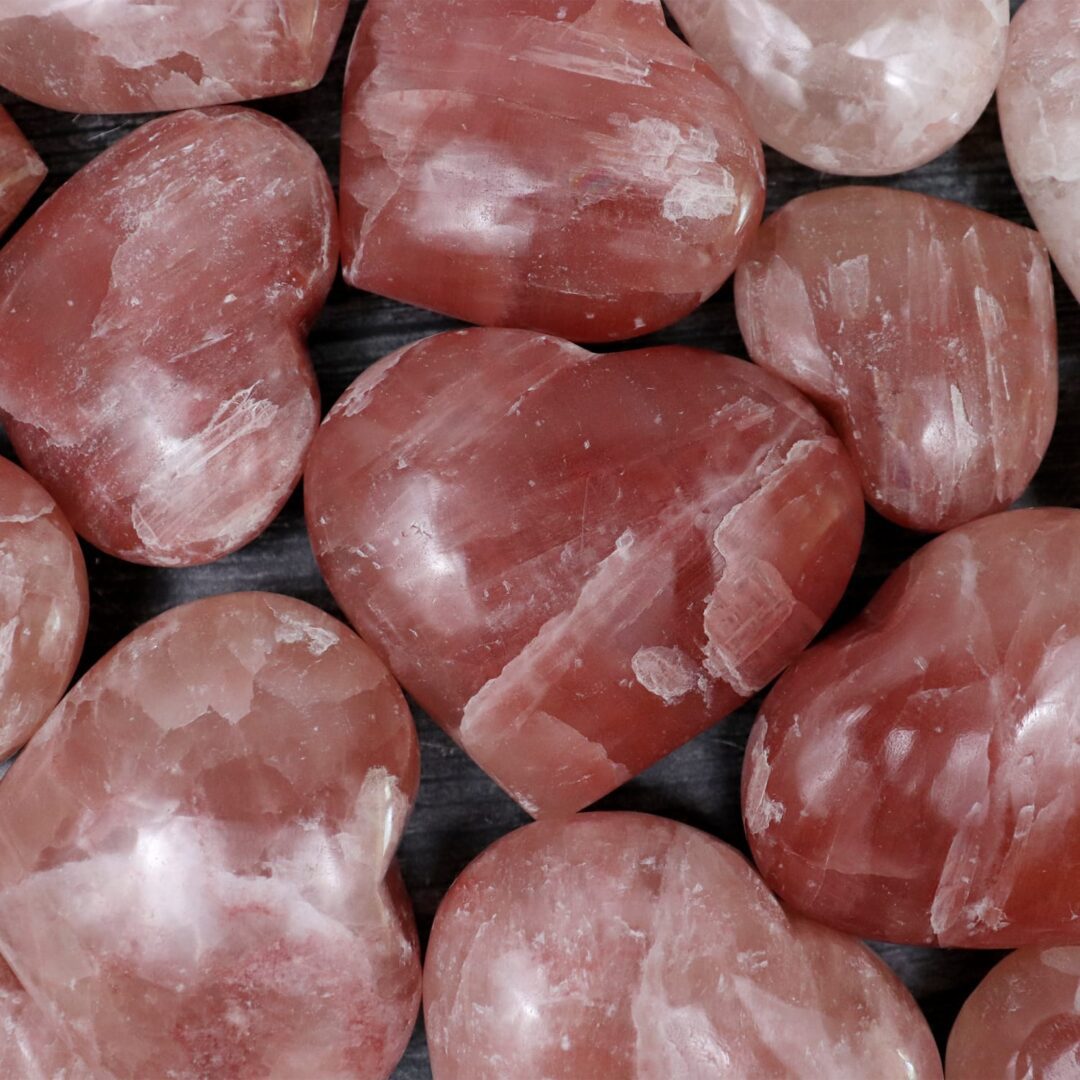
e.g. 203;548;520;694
0;592;421;1079
341;0;765;343
0;106;44;236
946;947;1080;1079
745;508;1080;949
0;108;334;567
1000;0;1080;308
0;1;349;115
306;328;864;817
425;812;943;1079
736;187;1058;533
0;457;87;762
666;0;1008;176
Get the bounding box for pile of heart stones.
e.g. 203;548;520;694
0;1;1077;1077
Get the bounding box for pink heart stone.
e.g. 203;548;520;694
745;508;1080;949
999;0;1080;308
666;0;1009;176
946;947;1080;1079
0;457;87;762
0;107;335;567
0;0;349;114
736;186;1058;533
0;592;421;1079
340;0;765;342
0;105;44;236
305;328;864;817
424;812;944;1079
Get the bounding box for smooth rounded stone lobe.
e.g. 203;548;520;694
736;186;1058;533
0;106;44;236
745;508;1080;948
424;812;943;1079
306;328;864;818
0;0;349;114
341;0;765;343
0;107;335;567
666;0;1008;176
0;592;421;1079
1000;0;1080;308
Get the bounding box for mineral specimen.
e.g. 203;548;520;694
999;0;1080;308
0;593;421;1079
0;108;334;567
736;187;1057;533
745;508;1080;949
424;813;944;1079
341;0;765;342
306;329;864;817
0;1;349;114
0;105;44;236
666;0;1008;176
946;947;1080;1078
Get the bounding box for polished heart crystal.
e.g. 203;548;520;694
0;108;334;567
424;813;943;1079
0;105;44;236
666;0;1008;176
745;508;1080;948
341;0;765;342
0;1;349;114
306;328;864;817
736;186;1058;533
0;592;421;1079
946;947;1080;1078
999;0;1080;307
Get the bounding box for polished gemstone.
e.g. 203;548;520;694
736;187;1058;532
946;947;1080;1078
0;106;44;236
745;508;1080;948
306;328;864;818
0;108;334;567
0;1;349;114
666;0;1008;176
1000;0;1080;308
341;0;765;342
0;593;421;1079
424;813;943;1079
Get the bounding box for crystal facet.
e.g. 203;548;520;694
736;187;1058;533
0;108;334;567
745;508;1080;948
424;812;944;1079
306;328;864;817
0;105;44;236
0;593;421;1079
341;0;765;342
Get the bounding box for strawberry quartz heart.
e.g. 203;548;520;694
0;593;421;1079
0;105;43;235
340;0;765;342
305;328;864;818
745;508;1080;949
0;107;335;567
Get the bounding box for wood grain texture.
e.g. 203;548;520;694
2;1;1074;1075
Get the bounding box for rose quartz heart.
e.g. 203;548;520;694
0;105;44;236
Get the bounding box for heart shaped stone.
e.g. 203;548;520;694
0;592;421;1079
341;0;765;342
306;328;864;817
0;107;335;567
736;186;1058;533
0;0;349;114
745;508;1080;948
0;105;44;235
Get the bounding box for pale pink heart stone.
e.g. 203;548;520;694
306;328;864;817
666;0;1009;176
424;812;944;1079
736;186;1058;533
0;1;349;114
0;107;335;567
0;106;44;236
999;0;1080;308
946;947;1080;1078
745;508;1080;949
0;592;421;1079
341;0;765;342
